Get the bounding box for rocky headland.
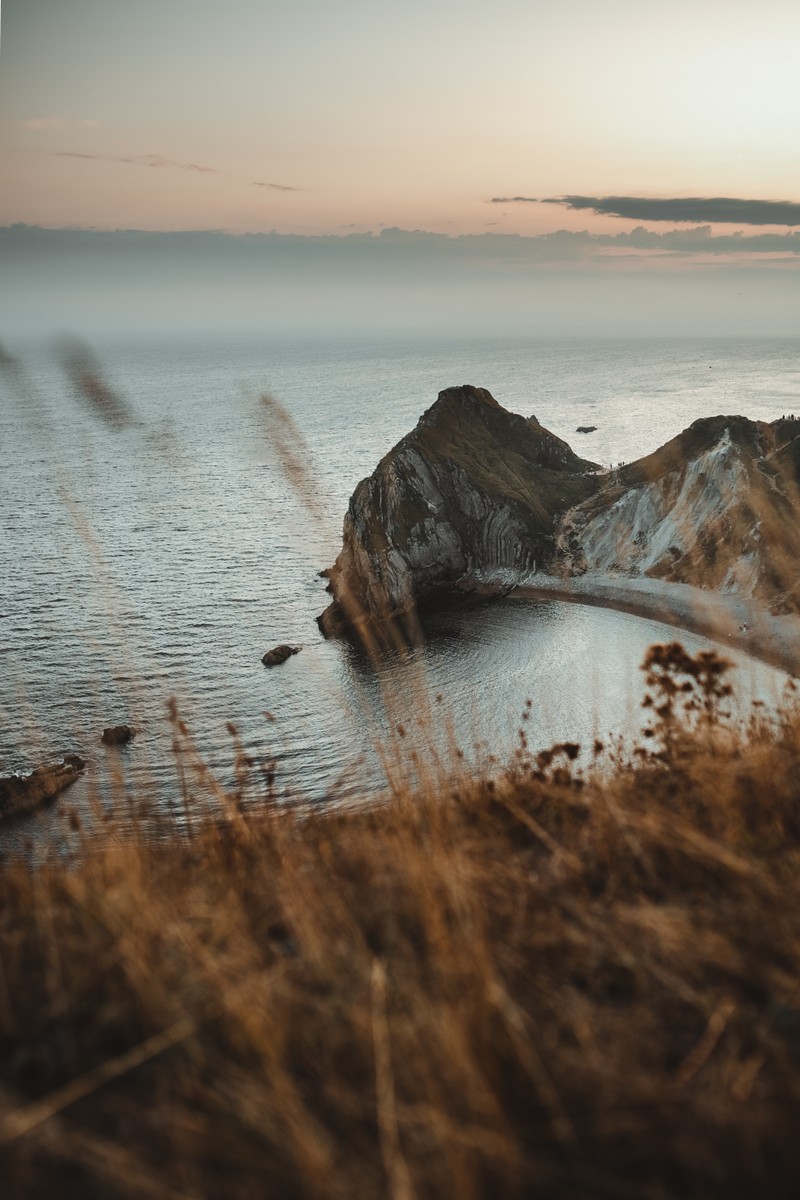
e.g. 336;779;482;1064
318;386;800;642
318;385;599;635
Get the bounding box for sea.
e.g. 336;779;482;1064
2;334;799;848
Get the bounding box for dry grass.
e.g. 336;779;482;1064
5;350;800;1196
3;648;800;1199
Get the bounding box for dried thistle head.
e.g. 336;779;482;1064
641;641;735;758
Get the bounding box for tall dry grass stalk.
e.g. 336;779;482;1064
4;345;800;1197
3;646;800;1198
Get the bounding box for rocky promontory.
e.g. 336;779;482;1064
318;385;600;634
0;754;85;821
318;387;800;636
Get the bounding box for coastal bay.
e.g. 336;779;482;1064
2;334;798;828
514;573;800;676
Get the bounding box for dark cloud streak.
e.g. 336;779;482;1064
56;152;218;174
543;195;800;226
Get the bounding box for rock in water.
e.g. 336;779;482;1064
319;389;800;635
318;385;599;635
0;754;86;820
262;644;301;667
576;425;598;433
101;724;135;746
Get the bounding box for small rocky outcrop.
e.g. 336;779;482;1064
576;425;598;434
0;754;85;820
101;724;136;746
319;389;800;636
262;644;301;667
318;385;599;635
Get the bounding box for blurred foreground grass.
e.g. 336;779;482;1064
2;646;800;1198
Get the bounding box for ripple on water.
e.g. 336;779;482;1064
1;334;797;850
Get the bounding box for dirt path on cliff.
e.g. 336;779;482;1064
552;471;620;577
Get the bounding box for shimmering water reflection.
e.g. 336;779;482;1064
1;334;797;851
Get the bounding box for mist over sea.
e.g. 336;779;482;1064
2;334;797;839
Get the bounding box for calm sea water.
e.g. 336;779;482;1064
2;334;798;841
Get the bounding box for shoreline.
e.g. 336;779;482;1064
510;572;800;679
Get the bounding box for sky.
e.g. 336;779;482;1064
1;0;799;335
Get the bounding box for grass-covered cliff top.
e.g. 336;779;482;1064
3;644;800;1199
367;385;601;536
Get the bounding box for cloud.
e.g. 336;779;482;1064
594;225;800;255
24;117;63;131
56;152;304;191
3;224;800;276
81;119;102;128
55;151;218;174
490;195;538;204
542;195;800;226
120;154;217;173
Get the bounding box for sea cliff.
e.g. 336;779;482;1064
318;385;599;634
319;387;800;636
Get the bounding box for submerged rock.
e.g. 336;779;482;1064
262;644;301;667
0;754;86;820
101;724;135;746
576;425;598;434
319;387;800;635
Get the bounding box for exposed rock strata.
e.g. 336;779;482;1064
319;385;599;634
319;391;800;637
563;416;800;612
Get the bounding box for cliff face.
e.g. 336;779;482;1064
319;392;800;637
562;416;800;610
318;385;599;634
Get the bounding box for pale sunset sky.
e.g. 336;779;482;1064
1;0;798;333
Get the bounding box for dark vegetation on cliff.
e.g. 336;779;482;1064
414;385;598;505
3;648;800;1199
